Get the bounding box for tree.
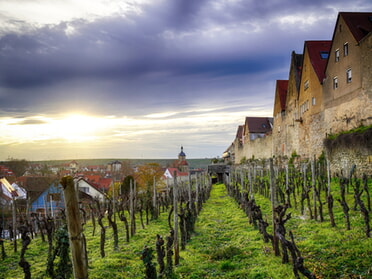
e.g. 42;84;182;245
121;175;135;197
135;163;164;193
2;158;29;177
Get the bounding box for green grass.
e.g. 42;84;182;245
1;182;372;278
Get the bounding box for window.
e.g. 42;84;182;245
343;43;349;56
346;68;352;83
79;187;89;193
304;80;309;90
320;51;329;59
300;100;309;116
333;77;338;89
335;49;340;62
312;97;316;106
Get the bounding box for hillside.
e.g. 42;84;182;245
1;180;371;278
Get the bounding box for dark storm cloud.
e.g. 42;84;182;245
0;0;371;117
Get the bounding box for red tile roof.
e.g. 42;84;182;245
99;178;113;191
340;12;372;42
236;125;244;140
276;80;288;111
244;117;273;134
305;41;332;83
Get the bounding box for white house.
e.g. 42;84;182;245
74;177;106;202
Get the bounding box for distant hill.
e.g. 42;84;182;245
31;158;212;170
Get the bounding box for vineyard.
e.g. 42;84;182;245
1;160;371;279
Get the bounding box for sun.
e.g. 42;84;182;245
55;113;103;142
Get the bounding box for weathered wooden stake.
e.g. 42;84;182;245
153;177;158;219
12;196;17;252
173;171;179;265
195;173;199;214
188;173;192;209
61;176;88;279
269;158;280;256
130;179;136;236
311;159;317;221
327;160;331;196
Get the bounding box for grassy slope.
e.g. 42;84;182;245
1;182;372;278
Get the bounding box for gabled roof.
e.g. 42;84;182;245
0;177;16;200
244;117;273;134
163;168;188;179
290;51;303;94
304;41;332;83
340;12;372;43
276;80;289;111
236;125;244;140
16;176;55;202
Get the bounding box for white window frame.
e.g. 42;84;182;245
335;49;340;62
304;80;309;91
333;77;338;89
346;68;352;83
343;42;349;56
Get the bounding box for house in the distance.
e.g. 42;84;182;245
29;180;64;217
75;177;106;202
163;146;190;185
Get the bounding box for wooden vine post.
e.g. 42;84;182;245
173;171;180;266
153;176;158;219
311;159;317;221
269;158;280;256
130;180;136;236
188;173;192;209
12;195;17;252
60;176;88;279
195;173;199;214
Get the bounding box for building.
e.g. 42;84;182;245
323;12;372;135
297;40;332;158
227;11;372;172
272;80;289;157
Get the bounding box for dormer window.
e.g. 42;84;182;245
320;51;329;59
343;43;349;56
335;49;340;62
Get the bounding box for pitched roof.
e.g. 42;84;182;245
16;176;55;202
290;51;303;94
0;177;16;199
236;125;244;139
99;178;113;191
163;168;188;179
304;41;332;83
244;117;273;134
340;12;372;42
276;80;288;111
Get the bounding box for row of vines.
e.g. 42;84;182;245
226;158;371;278
0;171;212;279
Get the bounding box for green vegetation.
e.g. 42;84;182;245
1;182;371;278
326;124;372;141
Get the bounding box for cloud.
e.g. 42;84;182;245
0;0;371;160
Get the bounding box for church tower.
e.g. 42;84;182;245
174;146;189;173
178;146;186;161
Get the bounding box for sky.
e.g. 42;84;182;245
0;0;371;161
